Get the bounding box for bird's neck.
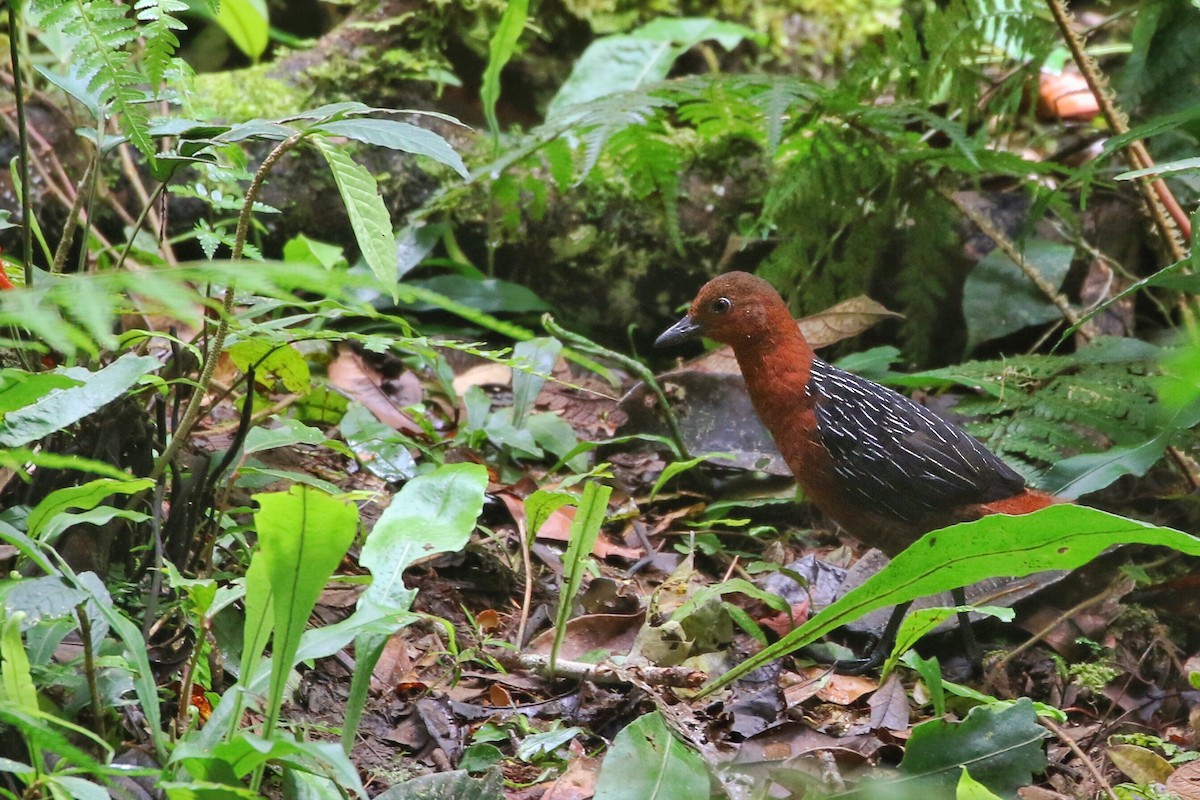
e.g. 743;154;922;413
730;321;816;430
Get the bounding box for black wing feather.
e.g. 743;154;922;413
808;359;1025;524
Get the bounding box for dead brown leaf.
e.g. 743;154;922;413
542;749;601;800
867;673;909;732
785;667;878;707
526;611;646;660
1167;759;1200;800
328;345;423;435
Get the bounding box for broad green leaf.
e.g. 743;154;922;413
339;403;417;483
703;505;1200;693
525;412;583;470
312;138;397;292
182;732;365;795
161;781;259;800
1044;393;1200;498
26;478;154;541
592;712;709;800
511;337;561;427
547;17;754;119
897;699;1047;795
4;577;88;627
482;0;529;141
514;725;583;761
243;417;329;454
282;234;346;271
551;481;611;675
354;462;488;617
1043;432;1172;499
373;768;504;800
314;119;468;179
0;370;81;417
963;240;1074;352
523;489;575;545
881;606;1013;677
228;339;311;394
956;768;1005;800
338;463;487;752
400;275;551;313
216;0;268;60
46;776;108;800
36;65;103;121
0;354;162;447
252;485;358;736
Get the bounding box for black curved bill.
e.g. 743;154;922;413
655;315;702;347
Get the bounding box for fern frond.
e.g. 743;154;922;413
553;90;675;179
29;0;160;156
134;0;188;88
898;344;1171;478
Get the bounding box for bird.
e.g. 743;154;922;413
655;271;1057;671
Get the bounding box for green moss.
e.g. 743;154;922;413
194;65;309;123
1068;661;1120;694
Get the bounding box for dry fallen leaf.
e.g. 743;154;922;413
328;345;424;434
1167;759;1200;800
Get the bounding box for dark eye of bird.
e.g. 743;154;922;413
712;297;732;314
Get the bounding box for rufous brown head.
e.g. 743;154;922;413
655;271;788;348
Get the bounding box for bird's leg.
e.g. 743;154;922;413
833;601;913;675
951;586;982;677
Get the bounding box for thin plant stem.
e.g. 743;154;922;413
543;313;691;460
76;604;108;742
8;3;33;285
115;180;170;272
51;154;97;274
148;132;304;483
1044;0;1189;259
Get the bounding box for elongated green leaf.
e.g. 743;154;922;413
523;489;575;545
314;119;468;179
881;606;1012;677
239;556;273;697
252;485;358;736
0;370;81;417
551;481;612;675
182;732;365;796
703;505;1200;693
0;450;136;482
546;17;754;120
339;463;487;752
216;0;268;60
27;478;154;541
1116;156;1200;181
312;138;397;291
481;0;528;141
85;594;169;762
593;712;709;800
0;354;162;447
0;614;37;715
511;337;561;427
